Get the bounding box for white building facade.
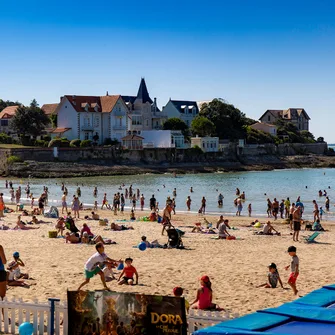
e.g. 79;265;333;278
191;136;219;152
54;95;128;144
140;130;185;148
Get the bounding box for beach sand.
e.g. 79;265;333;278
1;206;334;316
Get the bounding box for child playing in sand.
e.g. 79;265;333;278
103;262;116;282
257;263;283;288
130;210;136;221
118;257;138;285
173;286;190;312
77;242;118;291
190;275;224;310
55;217;65;236
285;246;299;295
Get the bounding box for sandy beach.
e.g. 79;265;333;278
0;206;334;316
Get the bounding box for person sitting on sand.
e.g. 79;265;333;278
65;232;81;243
110;222;134;231
190;275;223;311
12;252;29;279
91;212;99;220
312;219;324;231
7;261;30;287
257;263;284;289
217;220;231;239
55;217;65;236
149;210;157;222
262;221;280;235
81;232;113;245
103;262;116;282
80;223;94;239
173;287;190;312
65;214;79;233
118;257;138;286
14;215;40;230
141;236;162;248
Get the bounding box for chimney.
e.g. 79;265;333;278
72;95;76;105
154;97;157;106
106;91;109;96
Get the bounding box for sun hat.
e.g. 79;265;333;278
200;275;210;283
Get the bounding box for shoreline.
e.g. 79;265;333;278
4;154;335;178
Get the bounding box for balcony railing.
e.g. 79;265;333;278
81;125;94;131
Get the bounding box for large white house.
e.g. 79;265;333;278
162;99;199;127
53;94;128;143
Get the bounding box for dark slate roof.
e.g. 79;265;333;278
170;100;199;114
136;78;153;104
121;96;136;104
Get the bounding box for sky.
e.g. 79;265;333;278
1;0;335;141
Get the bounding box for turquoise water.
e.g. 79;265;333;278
2;168;335;219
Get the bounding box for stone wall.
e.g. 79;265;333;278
0;142;328;174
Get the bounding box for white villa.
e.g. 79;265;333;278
46;79;167;143
52;94;128;143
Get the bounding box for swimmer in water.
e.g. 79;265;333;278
190;187;193;193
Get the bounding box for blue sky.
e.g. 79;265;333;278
1;0;335;141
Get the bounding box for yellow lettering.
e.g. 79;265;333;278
151;312;160;324
151;313;183;325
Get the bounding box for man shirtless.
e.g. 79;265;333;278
292;206;302;242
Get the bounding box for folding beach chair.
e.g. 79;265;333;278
304;232;320;243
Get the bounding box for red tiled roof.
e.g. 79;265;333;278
50;128;71;134
41;103;59;115
63;95;121;113
0;106;19;119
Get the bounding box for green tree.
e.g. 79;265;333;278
163;117;189;135
200;98;250;139
0;99;22;112
191;116;215;137
10;100;50;138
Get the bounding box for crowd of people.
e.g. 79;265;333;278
0;178;332;319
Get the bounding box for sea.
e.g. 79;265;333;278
2;167;335;221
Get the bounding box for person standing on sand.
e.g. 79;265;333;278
272;198;279;220
236;198;242;216
284;197;290;218
0;193;5;218
78;243;118;291
292;206;302;242
266;199;272;217
289;203;295;230
61;192;68;214
0;244;7;303
285;246;299;295
312;200;320;221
